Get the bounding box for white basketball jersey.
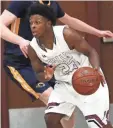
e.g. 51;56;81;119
30;26;91;83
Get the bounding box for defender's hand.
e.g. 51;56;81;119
98;30;113;38
44;65;56;81
19;40;30;58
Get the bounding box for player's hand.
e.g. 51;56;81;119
19;40;30;58
44;65;56;81
97;30;113;38
94;68;105;87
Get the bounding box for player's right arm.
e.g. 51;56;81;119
63;26;100;70
0;1;30;57
28;44;54;82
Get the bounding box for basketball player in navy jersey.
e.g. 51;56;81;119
28;3;112;128
0;1;113;128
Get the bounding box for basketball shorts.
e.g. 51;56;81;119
45;81;110;128
3;62;55;101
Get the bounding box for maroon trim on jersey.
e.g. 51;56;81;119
85;114;105;128
106;110;109;120
47;102;60;109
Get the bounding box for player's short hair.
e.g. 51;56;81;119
28;3;56;25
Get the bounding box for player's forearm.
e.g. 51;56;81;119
1;23;26;45
63;16;101;37
88;49;100;69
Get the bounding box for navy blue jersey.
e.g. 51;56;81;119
4;1;65;61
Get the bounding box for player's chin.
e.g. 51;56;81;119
32;33;40;39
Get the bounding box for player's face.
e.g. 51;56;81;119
29;14;50;38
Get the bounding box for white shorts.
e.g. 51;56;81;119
45;81;110;128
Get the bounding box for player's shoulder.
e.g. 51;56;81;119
51;1;60;7
50;1;65;18
8;1;32;8
29;37;36;52
51;1;59;5
53;25;67;31
30;37;36;44
53;25;69;37
7;1;32;17
30;37;37;49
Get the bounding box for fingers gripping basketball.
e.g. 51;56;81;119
72;67;101;95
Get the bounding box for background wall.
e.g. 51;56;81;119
98;2;113;102
1;1;113;128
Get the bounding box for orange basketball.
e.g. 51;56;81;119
72;67;101;95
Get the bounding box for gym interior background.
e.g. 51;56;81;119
1;1;113;128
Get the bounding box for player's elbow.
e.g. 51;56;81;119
0;10;16;26
0;18;5;29
0;24;5;38
0;17;8;26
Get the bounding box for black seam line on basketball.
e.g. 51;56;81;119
72;75;99;81
88;120;102;128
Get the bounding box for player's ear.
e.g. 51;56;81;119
47;20;52;27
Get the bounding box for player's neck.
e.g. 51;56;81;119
37;28;55;50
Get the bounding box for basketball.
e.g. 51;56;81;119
72;67;101;95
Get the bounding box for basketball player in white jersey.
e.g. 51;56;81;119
28;3;112;128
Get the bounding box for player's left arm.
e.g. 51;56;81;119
63;26;100;70
28;44;55;82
